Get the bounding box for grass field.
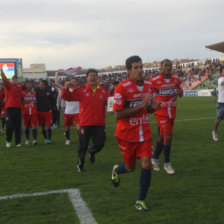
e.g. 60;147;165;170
0;96;224;224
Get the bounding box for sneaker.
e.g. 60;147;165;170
151;158;160;171
25;140;29;145
45;139;51;144
65;139;71;145
164;163;175;175
112;165;120;187
212;130;218;141
6;142;11;148
16;144;22;147
76;165;84;172
32;140;37;145
135;201;149;211
88;152;95;164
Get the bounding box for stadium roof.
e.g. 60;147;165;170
206;41;224;53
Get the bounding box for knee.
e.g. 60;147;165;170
164;134;173;145
125;165;135;172
141;157;151;170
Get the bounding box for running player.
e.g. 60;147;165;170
22;81;38;145
212;66;224;141
150;59;183;175
62;69;110;172
111;55;160;211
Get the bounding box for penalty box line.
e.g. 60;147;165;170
0;188;97;224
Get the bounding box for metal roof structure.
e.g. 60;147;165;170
206;41;224;53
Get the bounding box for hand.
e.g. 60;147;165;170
177;89;183;97
140;94;153;109
151;97;161;110
64;81;71;90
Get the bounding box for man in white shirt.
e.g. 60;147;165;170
212;66;224;141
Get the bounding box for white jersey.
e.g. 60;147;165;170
64;101;79;114
218;77;224;103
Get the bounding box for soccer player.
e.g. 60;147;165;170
0;83;5;131
61;69;110;172
34;80;54;144
0;68;23;147
111;55;160;211
63;78;80;145
212;66;224;141
22;81;38;145
150;59;183;175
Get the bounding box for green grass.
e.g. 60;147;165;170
0;96;224;224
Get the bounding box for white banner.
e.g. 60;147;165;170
107;96;114;112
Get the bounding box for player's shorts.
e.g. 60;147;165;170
116;138;153;166
216;103;224;122
23;114;37;128
155;114;174;135
37;111;52;127
64;113;80;126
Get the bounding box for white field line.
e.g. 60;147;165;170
0;188;97;224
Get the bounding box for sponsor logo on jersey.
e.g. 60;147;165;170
115;93;122;99
128;88;134;92
156;88;178;96
129;114;149;126
125;99;142;108
114;100;122;105
23;96;36;101
122;81;131;87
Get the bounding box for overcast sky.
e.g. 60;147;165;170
0;0;223;69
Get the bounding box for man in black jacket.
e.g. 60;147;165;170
34;80;54;143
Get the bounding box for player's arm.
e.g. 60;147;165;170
0;68;11;90
177;79;183;97
61;81;78;101
114;94;153;119
147;96;160;113
54;71;64;89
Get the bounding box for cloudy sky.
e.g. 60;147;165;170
0;0;223;69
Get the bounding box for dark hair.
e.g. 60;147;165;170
12;75;18;80
86;69;98;77
40;80;48;86
161;59;172;67
220;66;224;73
125;55;142;70
25;80;31;84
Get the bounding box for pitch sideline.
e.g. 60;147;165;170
0;188;97;224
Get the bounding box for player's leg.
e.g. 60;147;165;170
77;126;91;172
31;114;38;145
88;126;105;163
152;115;164;171
5;108;14;147
46;111;52;143
163;119;175;175
14;109;22;147
64;114;72;145
135;140;153;211
112;139;136;187
212;103;224;141
23;114;29;144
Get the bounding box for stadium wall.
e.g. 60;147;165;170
184;89;212;96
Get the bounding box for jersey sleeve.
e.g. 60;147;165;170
113;84;125;111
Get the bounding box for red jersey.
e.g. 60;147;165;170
113;78;153;143
0;89;4;109
61;84;110;126
22;91;37;115
1;72;23;109
150;73;183;119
